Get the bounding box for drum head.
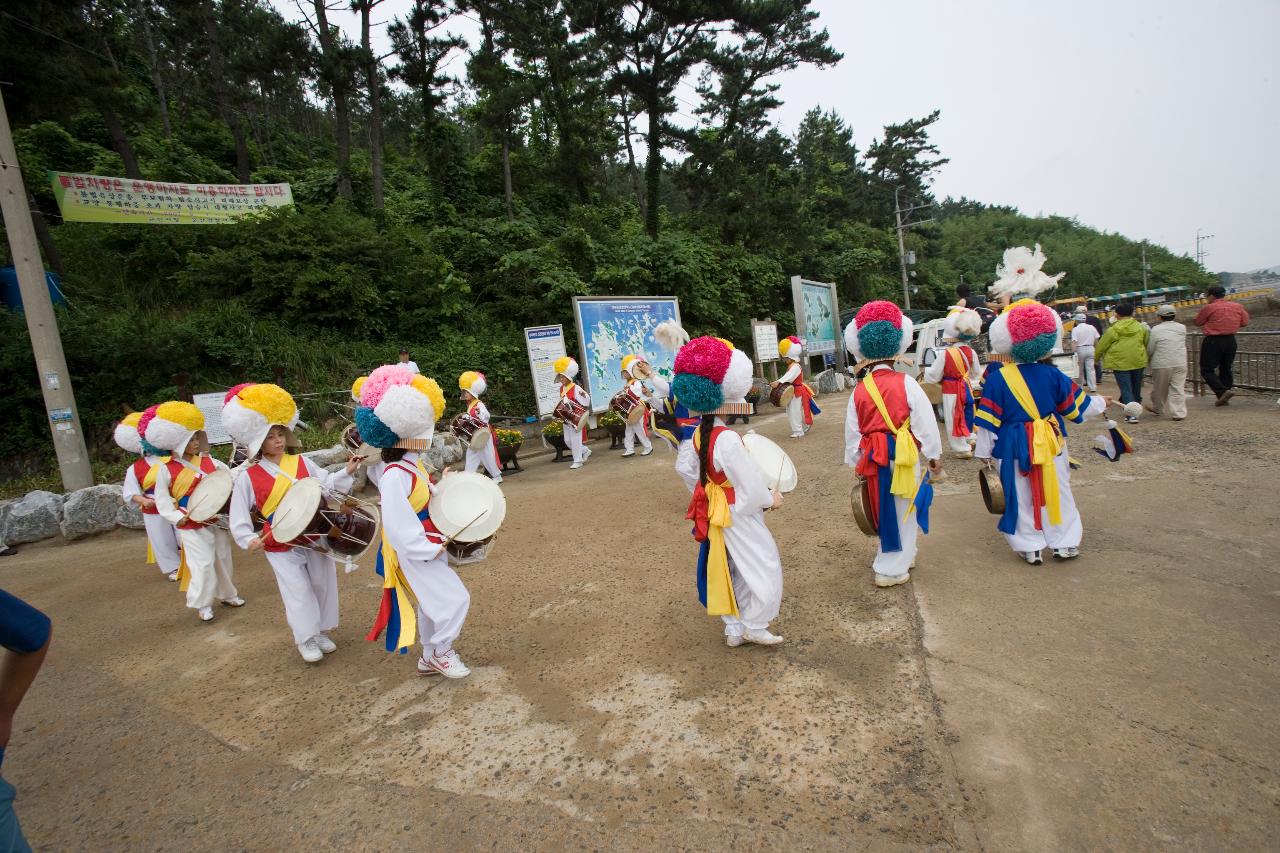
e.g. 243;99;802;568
979;467;1004;515
851;479;876;536
626;402;646;424
771;385;794;408
270;478;324;543
468;428;491;452
741;432;798;493
186;468;234;523
431;472;506;542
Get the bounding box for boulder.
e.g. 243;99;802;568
0;490;65;545
116;498;146;530
303;443;349;468
61;484;124;541
817;368;841;394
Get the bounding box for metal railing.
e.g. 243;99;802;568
1187;332;1280;395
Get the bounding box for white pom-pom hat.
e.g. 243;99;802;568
354;365;447;450
114;411;145;455
221;382;301;458
553;356;579;380
778;336;804;360
944;307;982;341
459;370;488;398
138;401;207;454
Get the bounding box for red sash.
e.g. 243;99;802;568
132;459;160;514
685;427;737;542
853;371;918;477
247;457;312;552
468;400;498;454
941;346;975;437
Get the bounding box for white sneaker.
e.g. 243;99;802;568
621;451;635;458
582;447;592;463
197;606;214;622
417;648;471;679
298;639;323;663
167;570;179;581
743;628;784;646
569;462;582;470
725;634;745;648
789;432;804;439
874;572;911;588
1052;547;1080;560
640;447;653;456
314;633;337;653
220;596;245;607
1019;550;1043;565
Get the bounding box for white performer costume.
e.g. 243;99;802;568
553;356;592;469
458;372;503;482
115;413;180;575
622;378;653;455
922;308;984;455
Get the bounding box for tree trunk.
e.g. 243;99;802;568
134;0;171;137
28;193;67;280
202;1;251;182
101;104;142;178
502;129;513;222
620;96;645;216
314;1;352;200
359;2;384;210
644;99;662;238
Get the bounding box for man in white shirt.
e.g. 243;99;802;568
397;349;420;374
1146;305;1188;420
1069;310;1100;391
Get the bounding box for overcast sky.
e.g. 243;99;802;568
271;0;1277;272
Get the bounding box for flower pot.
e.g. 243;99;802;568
546;433;569;462
605;422;626;448
498;443;522;472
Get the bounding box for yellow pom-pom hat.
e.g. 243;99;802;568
221;383;301;458
553;356;579;380
351;376;367;403
458;370;488;398
354;364;447;450
620;354;650;378
137;401;206;454
778;336;804;359
113;410;145;455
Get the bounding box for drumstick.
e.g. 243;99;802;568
442;510;489;546
775;455;786;493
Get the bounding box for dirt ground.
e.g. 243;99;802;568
1;379;1277;851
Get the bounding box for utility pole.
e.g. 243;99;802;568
1141;242;1149;290
894;186;933;310
1195;229;1214;269
0;88;93;490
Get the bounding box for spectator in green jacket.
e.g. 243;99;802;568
1096;303;1150;420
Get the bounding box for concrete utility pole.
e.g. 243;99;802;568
1141;243;1150;289
894;186;933;310
1195;229;1214;269
0;88;93;490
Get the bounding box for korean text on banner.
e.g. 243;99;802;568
49;172;293;225
525;325;568;418
191;392;232;445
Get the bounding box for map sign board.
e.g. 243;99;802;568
524;325;569;418
790;276;844;368
572;296;681;413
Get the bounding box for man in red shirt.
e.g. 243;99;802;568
1194;285;1250;405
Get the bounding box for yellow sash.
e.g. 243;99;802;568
946;347;973;394
861;374;919;498
260;454;301;518
141;459;166;565
691;430;739;618
169;457;209;592
377;458;433;650
999;364;1064;525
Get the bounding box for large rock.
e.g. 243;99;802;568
0;490;65;545
116;498;145;530
303;443;349;468
817;368;842;393
427;434;466;471
61;484;124;541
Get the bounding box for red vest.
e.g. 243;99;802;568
941;346;976;390
246;457;312;552
132;458;160;514
694;426;736;502
384;462;445;542
166;456;217;530
853;370;915;440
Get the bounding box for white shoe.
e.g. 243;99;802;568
569;462;582;470
640;447;653;456
298;639;323;663
1019;550;1043;565
417;648;471;679
314;633;337;653
197;606;214;622
725;634;745;648
220;596;245;607
789;432;804;439
167;570;179;581
582;447;592;463
953;451;973;460
621;451;635;457
874;572;911;588
1052;547;1080;560
743;628;784;646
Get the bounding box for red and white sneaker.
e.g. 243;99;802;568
417;648;471;679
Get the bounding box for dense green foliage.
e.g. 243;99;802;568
0;1;1213;476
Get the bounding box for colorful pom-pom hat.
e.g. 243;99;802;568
353;364;446;450
671;336;754;416
221;383;302;459
989;300;1063;363
138;401;208;454
113;411;145;455
943;306;982;342
844;300;915;362
620;354;649;378
458;370;487;398
989;244;1064;303
778;336;804;360
552;356;579;381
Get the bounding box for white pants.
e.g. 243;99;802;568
872;465;921;579
787;396;807;436
1149;365;1188;419
265;547;339;645
1075;347;1096;391
563;423;587;463
719;511;783;636
997;453;1083;553
464;437;503;480
941;393;974;454
623;419;652;453
143;512;181;573
402;553;471;656
177;526;238;611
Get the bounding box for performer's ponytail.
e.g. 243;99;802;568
696;414;715;486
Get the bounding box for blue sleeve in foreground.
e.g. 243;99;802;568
0;588;51;655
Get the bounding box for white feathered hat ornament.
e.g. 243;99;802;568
990;244;1065;301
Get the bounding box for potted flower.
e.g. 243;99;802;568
495;428;524;471
542;419;570;462
599;409;626;448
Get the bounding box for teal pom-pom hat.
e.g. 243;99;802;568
672;336;755;415
844;300;915;362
